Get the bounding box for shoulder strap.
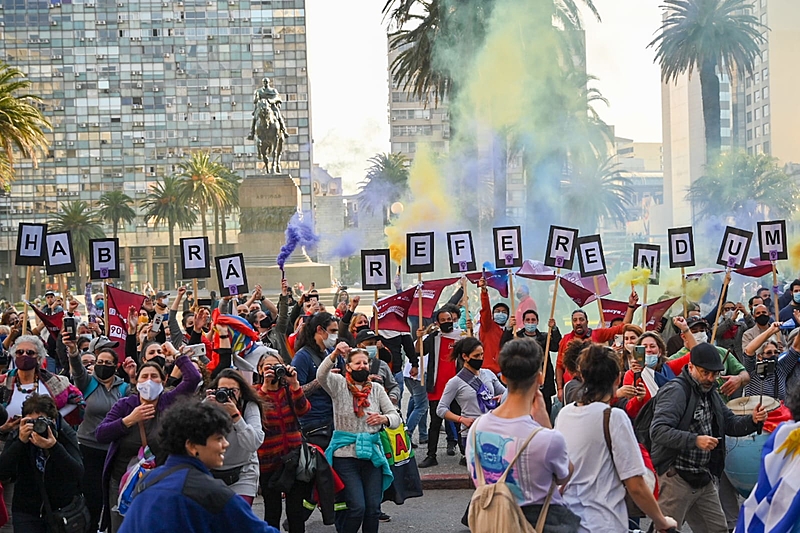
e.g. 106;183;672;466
83;377;100;399
536;478;558;532
120;382;130;397
33;470;54;519
138;421;147;449
134;464;191;496
602;407;614;460
498;426;545;484
471;417;487;487
370;358;382;376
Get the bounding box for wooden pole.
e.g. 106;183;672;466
772;263;780;320
192;278;199;312
641;283;649;330
417;274;425;385
22;266;32;335
710;269;731;344
373;290;379;333
508;273;516;319
463;277;472;337
593;276;604;327
545;269;561;357
103;281;109;335
682;267;688;318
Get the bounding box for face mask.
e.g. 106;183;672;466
93;364;116;381
260;317;273;329
439;322;454;334
355;325;370;333
365;345;378;359
137;380;164;401
755;314;770;327
693;332;708;344
95;300;104;310
349;368;370;383
645;355;659;368
466;358;483;370
323;333;338;350
149;355;166;369
524;323;538;334
515;292;525;301
16;355;39;371
493;312;508;326
793;293;800;304
723;311;734;320
624;343;637;353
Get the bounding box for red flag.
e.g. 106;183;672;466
600;299;636;326
27;303;63;336
685;263;774;280
371;287;416;332
645;297;681;331
465;270;509;298
408;277;460;318
515;260;557;281
106;285;147;359
559;276;595;307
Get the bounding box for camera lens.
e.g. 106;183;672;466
214;389;230;403
32;418;52;438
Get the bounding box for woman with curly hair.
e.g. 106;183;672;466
118;399;277;533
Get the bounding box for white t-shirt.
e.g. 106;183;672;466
5;381;49;418
554;402;646;533
466;413;569;507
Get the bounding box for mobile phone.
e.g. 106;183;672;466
633;371;642;385
63;317;77;341
756;359;776;380
310;282;316;289
88;313;96;324
613;334;623;347
151;313;163;334
185;343;206;358
633;345;646;366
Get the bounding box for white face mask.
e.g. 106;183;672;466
693;332;708;345
323;333;338;350
137;380;164;401
624;343;637;353
723;311;734;320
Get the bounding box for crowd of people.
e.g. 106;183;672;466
0;270;798;533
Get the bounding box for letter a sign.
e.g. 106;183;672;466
15;223;47;266
544;225;578;270
215;253;248;297
89;238;120;279
180;237;211;279
361;249;391;291
756;220;788;262
716;226;753;269
45;231;76;275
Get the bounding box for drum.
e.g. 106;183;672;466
724;396;781;497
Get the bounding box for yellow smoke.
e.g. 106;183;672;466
661;270;711;304
789;238;800;272
384;145;456;264
612;267;652;289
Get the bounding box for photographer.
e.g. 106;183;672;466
205;369;265;506
743;320;800;400
0;394;85;533
255;352;309;532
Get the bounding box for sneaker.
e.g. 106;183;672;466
418;456;438;468
446;442;456;456
379;513;391;522
419;439;428;445
411;442;418;449
459;456;467;466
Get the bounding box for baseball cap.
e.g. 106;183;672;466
686;316;708;330
690;343;724;372
155;291;168;299
355;329;380;345
45;290;55;297
88;336;120;353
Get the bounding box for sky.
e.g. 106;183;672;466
305;0;665;193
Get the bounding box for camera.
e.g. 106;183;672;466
214;388;236;403
28;417;56;438
151;313;164;334
756;359;777;380
270;364;287;384
63;317;77;341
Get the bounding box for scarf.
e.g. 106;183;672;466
345;372;372;417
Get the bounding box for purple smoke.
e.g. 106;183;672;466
277;213;320;270
330;230;362;259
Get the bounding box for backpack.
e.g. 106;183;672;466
633;375;692;451
468;419;556;533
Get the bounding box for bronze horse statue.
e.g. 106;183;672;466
254;99;283;174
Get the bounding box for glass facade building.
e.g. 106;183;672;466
0;0;312;297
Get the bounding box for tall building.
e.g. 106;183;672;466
0;0;312;297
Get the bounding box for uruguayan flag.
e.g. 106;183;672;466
736;420;800;533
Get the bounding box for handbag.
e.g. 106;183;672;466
285;384;317;483
116;421;157;516
211;465;242;486
34;473;90;533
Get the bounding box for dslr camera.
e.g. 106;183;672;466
28;416;57;438
270;364;288;384
214;387;236;403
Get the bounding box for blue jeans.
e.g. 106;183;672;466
393;371;404;400
404;377;428;442
333;457;383;533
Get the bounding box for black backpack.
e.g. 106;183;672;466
633;376;692;451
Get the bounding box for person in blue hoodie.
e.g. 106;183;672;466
119;399;277;533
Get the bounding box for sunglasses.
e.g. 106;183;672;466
15;349;37;357
762;351;779;357
95;360;116;367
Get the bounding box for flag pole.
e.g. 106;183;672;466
641;282;649;330
22;266;32;335
103;281;109;335
463;277;472;337
508;272;516;320
772;262;780;320
593;276;604;327
373;290;379;333
682;267;688;318
417;273;424;385
710;269;731;344
545;269;560;358
192;278;199;312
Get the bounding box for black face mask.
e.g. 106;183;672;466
149;356;166;369
355;324;370;333
755;314;770;326
349;368;370;383
439;322;454;334
93;364;117;381
466;358;483;370
260;317;274;329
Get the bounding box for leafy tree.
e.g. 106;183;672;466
97;190;136;238
50;201;105;288
561;155;634;234
177;151;235;251
142;176;197;289
357;153;410;218
0;62;51;186
650;0;765;162
686;151;798;225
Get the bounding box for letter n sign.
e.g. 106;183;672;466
89;238;120;279
180;237;211;278
361;249;391;291
633;244;661;285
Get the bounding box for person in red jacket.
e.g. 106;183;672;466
477;277;513;375
556;290;638;402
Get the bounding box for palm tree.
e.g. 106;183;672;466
212;168;241;249
142;176;197;289
357;153;410;218
177;151;233;247
686;151;797;225
650;0;765;162
560;156;634;234
97;190;136;238
0;62;51;186
50;201;106;288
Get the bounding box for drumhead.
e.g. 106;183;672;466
726;396;780;415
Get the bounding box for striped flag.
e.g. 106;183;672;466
736;420;800;532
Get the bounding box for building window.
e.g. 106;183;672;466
763;141;770;154
747;129;753;141
763;68;769;80
763;123;770;135
746;111;752;124
755;72;761;83
763;104;770;117
763;87;769;99
755;126;761;138
755;91;761;103
746;94;752;106
755;108;761;120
